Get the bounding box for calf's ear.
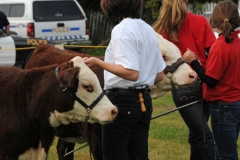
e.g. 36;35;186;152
58;61;80;90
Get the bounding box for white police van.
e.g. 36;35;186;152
0;0;90;44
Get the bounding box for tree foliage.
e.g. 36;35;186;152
77;0;101;12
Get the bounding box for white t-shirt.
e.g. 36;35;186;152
104;18;165;90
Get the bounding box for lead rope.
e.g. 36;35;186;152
88;123;93;160
199;78;207;159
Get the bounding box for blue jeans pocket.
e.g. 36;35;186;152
210;102;240;125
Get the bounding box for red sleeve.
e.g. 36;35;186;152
205;41;228;80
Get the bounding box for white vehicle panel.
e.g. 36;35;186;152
0;36;16;66
9;22;29;37
34;21;87;40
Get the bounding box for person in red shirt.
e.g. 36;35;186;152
152;0;218;159
183;0;240;159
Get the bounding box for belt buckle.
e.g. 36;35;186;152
129;84;149;89
129;85;151;93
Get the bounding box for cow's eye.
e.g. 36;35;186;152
82;84;94;93
82;84;88;89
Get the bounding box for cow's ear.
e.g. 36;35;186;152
58;62;80;90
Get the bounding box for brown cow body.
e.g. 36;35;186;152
0;55;117;159
0;65;67;158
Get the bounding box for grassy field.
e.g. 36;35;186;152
47;92;240;160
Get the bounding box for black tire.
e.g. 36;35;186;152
22;50;34;69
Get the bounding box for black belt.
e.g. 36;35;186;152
106;88;150;95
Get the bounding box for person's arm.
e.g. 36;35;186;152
83;57;139;81
189;60;218;87
154;72;164;84
5;24;10;35
183;50;218;88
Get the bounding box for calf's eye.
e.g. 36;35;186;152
82;84;94;93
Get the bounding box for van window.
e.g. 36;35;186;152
33;1;85;22
0;4;25;17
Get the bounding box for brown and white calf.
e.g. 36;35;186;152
0;56;117;160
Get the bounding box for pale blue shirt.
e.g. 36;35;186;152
104;18;165;89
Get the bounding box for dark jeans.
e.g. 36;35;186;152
103;89;152;160
209;100;240;160
172;81;218;160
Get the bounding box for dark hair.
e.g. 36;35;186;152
100;0;142;21
209;0;240;43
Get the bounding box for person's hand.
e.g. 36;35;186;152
83;57;97;68
183;48;198;64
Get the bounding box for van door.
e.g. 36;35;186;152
0;36;16;66
32;0;88;42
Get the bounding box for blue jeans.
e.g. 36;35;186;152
172;81;218;160
103;89;152;160
209;100;240;160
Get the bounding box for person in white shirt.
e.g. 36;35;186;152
83;0;165;159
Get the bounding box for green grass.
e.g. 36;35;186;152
47;92;240;160
149;93;190;160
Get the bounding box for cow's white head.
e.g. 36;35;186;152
150;33;197;98
50;56;118;126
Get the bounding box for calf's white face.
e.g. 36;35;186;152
50;56;118;126
150;33;197;98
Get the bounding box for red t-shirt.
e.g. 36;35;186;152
162;12;216;68
203;31;240;102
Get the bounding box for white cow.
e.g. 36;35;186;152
150;33;197;98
